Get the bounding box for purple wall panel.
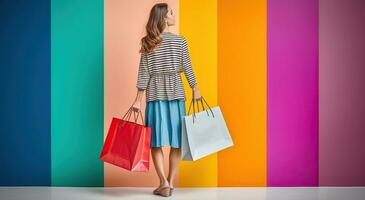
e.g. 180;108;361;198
268;0;319;186
319;0;365;186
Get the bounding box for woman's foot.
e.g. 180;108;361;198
156;186;171;197
153;182;170;195
167;179;174;190
167;179;174;195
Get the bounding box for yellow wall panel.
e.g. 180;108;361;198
217;0;267;186
178;0;218;187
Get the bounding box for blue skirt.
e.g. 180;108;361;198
145;99;186;148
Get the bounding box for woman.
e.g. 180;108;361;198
132;2;202;197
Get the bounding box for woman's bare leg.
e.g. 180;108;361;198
167;147;181;189
151;147;169;190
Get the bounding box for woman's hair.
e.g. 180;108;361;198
139;3;169;53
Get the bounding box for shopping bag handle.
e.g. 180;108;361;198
121;106;145;125
187;96;215;123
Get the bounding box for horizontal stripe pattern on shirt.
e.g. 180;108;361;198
136;32;197;102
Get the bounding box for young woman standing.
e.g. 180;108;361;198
132;2;202;197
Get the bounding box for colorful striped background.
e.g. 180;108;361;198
1;0;365;187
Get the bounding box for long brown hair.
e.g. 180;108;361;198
140;3;168;53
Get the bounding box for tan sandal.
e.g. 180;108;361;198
153;188;159;195
153;186;170;195
157;186;171;197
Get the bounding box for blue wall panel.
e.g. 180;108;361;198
0;0;51;186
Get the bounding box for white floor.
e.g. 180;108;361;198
1;187;364;200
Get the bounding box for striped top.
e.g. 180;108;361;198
136;32;197;102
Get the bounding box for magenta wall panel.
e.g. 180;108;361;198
267;0;319;186
319;0;365;186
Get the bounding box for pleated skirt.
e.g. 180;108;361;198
145;99;186;148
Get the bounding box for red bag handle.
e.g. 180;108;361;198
122;106;145;125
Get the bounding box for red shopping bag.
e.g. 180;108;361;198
99;107;151;172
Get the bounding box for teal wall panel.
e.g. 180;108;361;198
51;0;104;186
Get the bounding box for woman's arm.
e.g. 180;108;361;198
192;85;202;100
136;52;150;90
133;52;149;111
181;37;201;100
132;89;144;111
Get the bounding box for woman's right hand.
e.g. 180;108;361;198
192;85;202;101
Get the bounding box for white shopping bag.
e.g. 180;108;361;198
181;97;234;161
